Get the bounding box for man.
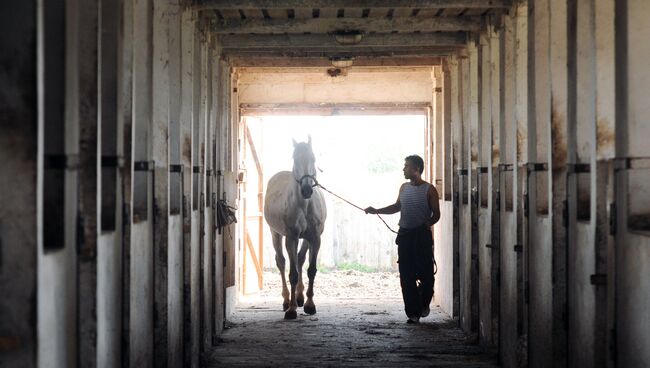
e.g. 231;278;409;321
364;155;440;324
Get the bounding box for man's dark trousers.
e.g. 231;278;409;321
396;225;434;318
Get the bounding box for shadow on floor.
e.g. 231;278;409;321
202;296;498;367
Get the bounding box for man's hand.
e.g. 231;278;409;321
364;206;377;214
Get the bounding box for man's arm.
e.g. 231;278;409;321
364;184;404;215
426;185;441;226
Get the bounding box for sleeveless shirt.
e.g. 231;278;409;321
398;183;431;229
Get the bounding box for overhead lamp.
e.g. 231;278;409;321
334;30;363;45
330;56;355;68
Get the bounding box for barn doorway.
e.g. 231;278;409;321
236;113;427;300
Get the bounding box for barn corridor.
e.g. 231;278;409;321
3;0;650;368
204;298;496;367
204;270;497;367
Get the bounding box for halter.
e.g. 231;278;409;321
294;173;319;188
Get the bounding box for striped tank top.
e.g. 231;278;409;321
399;182;431;229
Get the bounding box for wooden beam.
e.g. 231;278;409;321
213;16;482;33
218;32;467;48
222;47;462;58
240;102;431;116
228;55;443;67
194;0;512;10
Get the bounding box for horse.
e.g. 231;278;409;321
263;136;327;320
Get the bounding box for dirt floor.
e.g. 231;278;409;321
203;270;498;367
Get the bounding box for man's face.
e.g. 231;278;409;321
403;160;419;179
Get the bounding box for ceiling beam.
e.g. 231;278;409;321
222;47;461;58
240;102;431;116
194;0;512;10
228;56;442;67
218;32;467;48
213;16;482;33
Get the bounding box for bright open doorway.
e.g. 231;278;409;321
237;114;427;297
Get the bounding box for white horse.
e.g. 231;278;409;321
263;137;327;319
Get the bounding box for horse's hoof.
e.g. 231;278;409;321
282;302;290;312
304;304;317;315
297;295;305;307
284;310;298;320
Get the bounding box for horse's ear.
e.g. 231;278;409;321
307;134;312;147
292;138;298;147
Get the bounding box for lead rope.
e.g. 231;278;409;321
312;180;398;235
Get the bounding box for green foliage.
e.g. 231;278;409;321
367;155;402;174
335;262;378;273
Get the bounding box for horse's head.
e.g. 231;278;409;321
292;136;317;199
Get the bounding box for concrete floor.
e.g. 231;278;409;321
202;296;498;367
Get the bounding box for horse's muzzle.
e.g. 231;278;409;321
301;184;313;199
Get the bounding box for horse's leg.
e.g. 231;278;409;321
296;239;309;307
303;236;321;315
271;231;290;311
284;235;300;320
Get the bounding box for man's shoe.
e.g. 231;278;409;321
421;306;430;318
407;316;420;324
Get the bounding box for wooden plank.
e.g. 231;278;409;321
368;7;390;18
294;7;313;19
242;9;264;19
219;32;466;48
266;9;286;19
195;0;513;10
318;8;338;18
442;8;467;16
344;8;364;18
240;102;431;116
244;126;263;180
219;9;241;19
465;8;487;16
245;231;264;289
417;8;439;17
223;47;461;58
392;7;414;18
228;55;442;66
213;15;481;33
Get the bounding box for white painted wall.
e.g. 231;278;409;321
237;67;435;104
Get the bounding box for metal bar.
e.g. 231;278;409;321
133;160;155;171
567;163;591;173
44;154;80;170
101;155;124;168
169;164;184;173
526;162;548;172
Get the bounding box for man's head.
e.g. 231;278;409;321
403;155;424;179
